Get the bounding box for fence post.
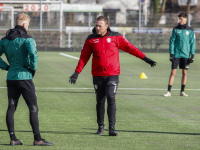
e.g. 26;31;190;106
138;0;141;33
68;31;71;48
60;1;63;47
40;0;42;32
11;7;14;28
88;13;91;32
188;14;191;26
138;0;142;49
3;7;14;28
122;30;125;38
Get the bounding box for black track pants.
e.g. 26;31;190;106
93;75;118;129
6;80;40;135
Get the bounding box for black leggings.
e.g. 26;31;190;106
93;75;118;129
6;80;40;135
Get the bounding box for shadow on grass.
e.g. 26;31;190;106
0;129;95;135
38;90;94;94
82;128;200;136
2;128;199;136
0;144;10;146
117;130;200;135
37;90;159;96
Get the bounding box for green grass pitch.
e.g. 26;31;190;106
0;52;200;150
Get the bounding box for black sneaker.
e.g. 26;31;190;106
109;129;118;136
10;139;23;146
96;125;104;135
33;138;54;146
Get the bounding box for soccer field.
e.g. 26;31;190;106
0;52;200;150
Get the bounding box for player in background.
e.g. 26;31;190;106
69;16;156;136
164;13;196;97
0;13;54;146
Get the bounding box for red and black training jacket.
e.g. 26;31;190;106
75;27;146;76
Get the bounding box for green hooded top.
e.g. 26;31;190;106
0;25;38;80
169;23;196;58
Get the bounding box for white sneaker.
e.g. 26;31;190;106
180;92;188;97
164;91;171;97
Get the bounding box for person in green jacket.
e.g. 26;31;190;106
164;13;196;97
0;13;53;146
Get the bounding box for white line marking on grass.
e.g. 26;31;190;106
59;53;79;60
36;87;93;90
35;88;200;91
1;87;200;91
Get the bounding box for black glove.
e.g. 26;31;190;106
189;55;194;63
30;70;36;77
5;65;10;71
69;71;79;84
169;54;174;62
143;57;156;67
24;66;36;77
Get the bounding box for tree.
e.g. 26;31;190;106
156;0;167;27
153;0;160;13
160;0;167;14
187;0;191;13
149;0;160;26
150;0;167;27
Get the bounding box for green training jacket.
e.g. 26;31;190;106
169;23;196;58
0;25;38;80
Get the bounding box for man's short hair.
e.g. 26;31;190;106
16;13;31;25
96;16;109;25
178;13;188;18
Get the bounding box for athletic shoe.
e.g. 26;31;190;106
33;139;54;146
109;129;118;136
164;91;171;97
96;125;104;135
10;139;23;146
180;92;188;97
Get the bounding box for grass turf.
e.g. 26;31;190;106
0;52;200;150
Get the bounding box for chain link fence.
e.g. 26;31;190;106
0;10;200;52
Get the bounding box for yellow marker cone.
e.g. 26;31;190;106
139;72;148;79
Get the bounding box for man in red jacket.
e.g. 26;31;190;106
69;16;156;136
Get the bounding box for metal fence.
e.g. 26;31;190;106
64;31;200;52
2;10;200;29
0;10;200;51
